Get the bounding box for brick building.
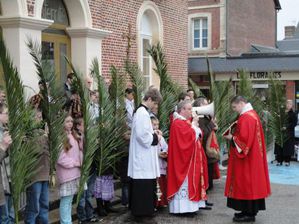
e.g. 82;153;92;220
0;0;188;94
187;0;299;106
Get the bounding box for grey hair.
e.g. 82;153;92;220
177;100;192;113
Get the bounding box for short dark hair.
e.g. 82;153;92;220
178;92;189;101
150;116;159;122
193;96;207;107
67;72;74;79
143;88;162;103
187;89;194;93
231;95;248;104
125;88;134;94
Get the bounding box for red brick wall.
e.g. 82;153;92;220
89;0;188;87
227;0;276;56
188;0;221;7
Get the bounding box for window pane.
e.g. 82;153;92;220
202;38;208;48
194;39;200;48
194;30;200;39
143;58;150;76
42;41;55;73
143;39;150;56
202;18;208;29
194;19;200;29
202;29;208;38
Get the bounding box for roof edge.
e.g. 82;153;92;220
274;0;281;10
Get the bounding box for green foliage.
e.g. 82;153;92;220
148;42;182;138
65;58;98;204
0;40;39;223
206;58;235;142
90;59;126;177
124;59;144;108
188;78;205;98
237;70;265;117
267;77;287;147
27;39;66;178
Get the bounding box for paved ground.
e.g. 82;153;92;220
98;161;299;224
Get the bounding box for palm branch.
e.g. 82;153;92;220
148;42;182;139
188;78;205;98
90;59;126;176
124;59;144;108
267;77;287;147
27;39;66;181
0;40;39;223
65;58;98;204
206;58;235;146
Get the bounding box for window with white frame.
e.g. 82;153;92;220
141;36;152;88
193;17;208;49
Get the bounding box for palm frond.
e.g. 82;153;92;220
188;78;205;98
91;59;126;176
65;58;98;204
267;77;287;147
27;39;66;179
124;59;144;108
148;42;182;139
0;40;39;223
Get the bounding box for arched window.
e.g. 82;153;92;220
137;2;163;88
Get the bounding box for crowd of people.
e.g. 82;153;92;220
0;74;297;223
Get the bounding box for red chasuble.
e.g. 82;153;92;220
167;119;207;202
224;110;271;200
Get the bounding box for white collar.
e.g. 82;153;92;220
240;103;253;115
173;112;186;121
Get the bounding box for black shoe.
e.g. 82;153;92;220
199;206;212;210
285;162;290;167
206;201;214;206
87;216;100;223
233;215;255;222
104;201;120;213
234;212;246;218
276;163;282;166
96;198;108;216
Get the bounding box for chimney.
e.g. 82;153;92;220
284;26;296;39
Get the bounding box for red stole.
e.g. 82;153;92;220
167;119;207;202
224;110;271;200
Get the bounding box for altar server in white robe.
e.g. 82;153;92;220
128;88;163;223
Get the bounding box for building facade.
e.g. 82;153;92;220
0;0;188;94
186;0;299;106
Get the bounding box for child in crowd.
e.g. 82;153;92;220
24;108;50;224
56;116;83;224
150;116;168;208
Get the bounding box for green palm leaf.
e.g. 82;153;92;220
27;39;66;180
0;40;39;223
148;42;182;139
124;59;144;108
267;77;287;147
90;59;126;176
188;78;205;98
65;58;98;204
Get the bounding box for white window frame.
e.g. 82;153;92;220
192;17;208;50
188;13;212;51
140;34;152;88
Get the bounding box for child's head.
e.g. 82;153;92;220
64;116;73;132
74;117;84;133
151;116;159;130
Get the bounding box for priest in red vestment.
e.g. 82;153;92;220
223;96;271;223
167;100;207;215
